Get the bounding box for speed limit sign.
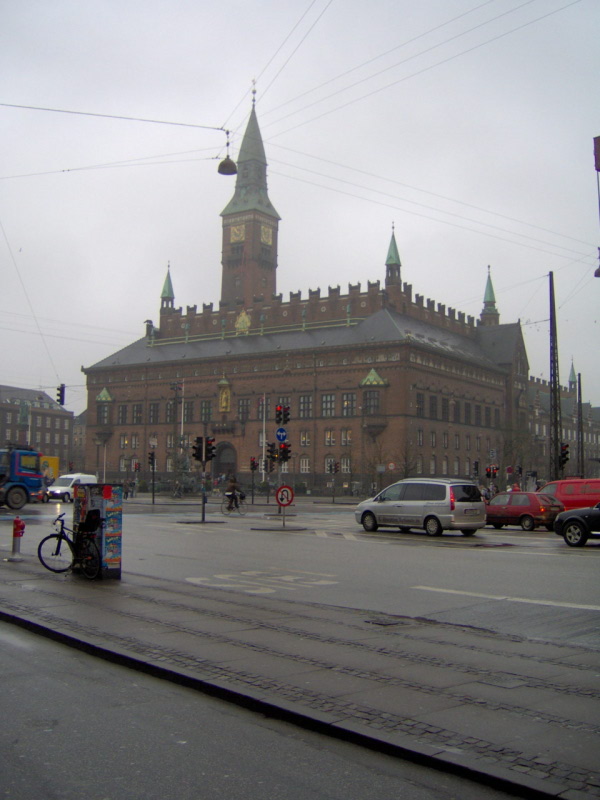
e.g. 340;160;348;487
275;485;294;507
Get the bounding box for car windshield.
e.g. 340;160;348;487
52;477;72;487
452;484;482;502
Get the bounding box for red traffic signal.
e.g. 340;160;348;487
275;405;283;424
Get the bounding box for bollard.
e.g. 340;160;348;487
6;516;25;562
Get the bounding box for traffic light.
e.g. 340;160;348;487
267;442;277;462
516;465;522;477
148;451;156;468
473;460;479;477
327;462;334;474
334;462;340;473
262;459;269;472
485;467;491;478
134;462;140;472
268;460;275;473
492;466;498;478
282;406;290;424
56;384;65;405
275;405;283;424
250;457;258;471
192;436;203;461
279;442;291;462
559;443;570;467
205;437;216;461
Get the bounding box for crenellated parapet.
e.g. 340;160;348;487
153;276;479;344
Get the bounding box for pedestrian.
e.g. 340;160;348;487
123;479;129;500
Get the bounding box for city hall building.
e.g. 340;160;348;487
82;104;546;493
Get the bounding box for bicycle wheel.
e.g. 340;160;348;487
237;499;248;516
221;498;233;515
38;534;74;573
79;537;101;580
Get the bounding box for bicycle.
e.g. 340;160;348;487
38;511;102;579
221;492;247;516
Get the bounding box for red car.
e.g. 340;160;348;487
486;491;564;531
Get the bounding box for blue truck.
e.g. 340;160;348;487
0;446;44;510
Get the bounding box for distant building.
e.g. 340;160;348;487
82;104;599;491
0;384;74;475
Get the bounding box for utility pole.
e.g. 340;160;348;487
548;272;562;481
577;373;585;478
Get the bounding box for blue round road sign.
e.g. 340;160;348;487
276;427;287;442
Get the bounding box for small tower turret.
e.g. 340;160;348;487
479;266;499;326
385;225;401;287
161;264;175;313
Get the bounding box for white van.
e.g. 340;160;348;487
44;473;97;503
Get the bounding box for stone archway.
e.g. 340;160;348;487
215;442;236;481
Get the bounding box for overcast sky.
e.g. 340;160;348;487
1;0;598;416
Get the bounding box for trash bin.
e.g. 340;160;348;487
73;483;123;579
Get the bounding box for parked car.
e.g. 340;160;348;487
354;478;486;537
553;503;600;547
537;478;600;511
486;491;564;531
44;473;97;503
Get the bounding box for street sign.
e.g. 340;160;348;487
387;462;396;471
275;427;287;442
275;485;294;507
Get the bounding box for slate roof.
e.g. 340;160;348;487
85;308;516;375
0;384;57;407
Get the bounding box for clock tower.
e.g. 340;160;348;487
220;100;280;308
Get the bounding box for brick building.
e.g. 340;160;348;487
82;103;597;493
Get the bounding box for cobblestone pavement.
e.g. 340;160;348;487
1;558;599;799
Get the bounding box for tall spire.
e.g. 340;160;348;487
385;224;401;286
479;266;499;326
568;360;577;392
161;263;174;311
220;98;280;220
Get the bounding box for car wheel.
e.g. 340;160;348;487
492;523;503;529
42;493;49;503
563;521;588;548
5;486;27;510
520;515;535;531
362;512;378;532
424;516;442;536
460;530;476;536
63;493;71;503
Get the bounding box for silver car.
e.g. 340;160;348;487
354;478;486;537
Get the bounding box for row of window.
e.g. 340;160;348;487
415;393;501;428
1;414;69;429
119;455;353;474
416;430;494;452
101;391;382;426
3;429;69;447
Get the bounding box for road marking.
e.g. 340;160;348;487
186;569;339;595
412;586;600;612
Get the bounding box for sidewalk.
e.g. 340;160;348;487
1;554;599;799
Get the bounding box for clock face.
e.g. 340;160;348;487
230;224;245;243
260;225;272;245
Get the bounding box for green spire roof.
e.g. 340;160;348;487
221;104;280;219
483;266;496;307
569;361;577;384
161;267;174;300
385;231;401;267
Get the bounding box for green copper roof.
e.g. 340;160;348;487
483;267;496;306
360;368;389;387
161;268;174;300
569;361;577;383
221;105;280;219
96;387;113;402
385;232;401;267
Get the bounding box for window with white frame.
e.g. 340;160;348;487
341;456;351;473
429;455;436;475
300;456;310;473
325;457;336;474
321;394;335;417
119;456;127;472
442;456;448;475
453;456;460;475
166;456;174;472
324;429;335;446
341;428;352;446
300;430;311;447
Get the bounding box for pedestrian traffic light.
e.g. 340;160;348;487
473;460;479;477
262;459;269;473
205;437;216;461
192;436;203;461
334;462;340;473
275;405;283;424
148;451;156;468
250;457;258;471
134;462;140;472
282;405;290;424
279;442;291;462
268;459;276;473
327;462;334;474
56;384;65;405
559;443;570;467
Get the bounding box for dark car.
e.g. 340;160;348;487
553;503;600;547
486;491;564;531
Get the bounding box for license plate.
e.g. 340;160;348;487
464;508;478;515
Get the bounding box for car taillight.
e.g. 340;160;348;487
450;487;455;511
539;506;546;513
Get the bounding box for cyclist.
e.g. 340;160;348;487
225;474;241;511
